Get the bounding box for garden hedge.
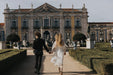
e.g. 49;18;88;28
0;49;27;73
69;43;113;75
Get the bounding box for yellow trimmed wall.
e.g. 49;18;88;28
71;16;75;40
18;16;22;40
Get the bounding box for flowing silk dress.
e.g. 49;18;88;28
51;41;66;67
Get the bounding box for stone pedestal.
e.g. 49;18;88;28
0;41;6;49
86;38;94;49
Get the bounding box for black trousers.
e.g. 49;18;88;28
35;54;43;72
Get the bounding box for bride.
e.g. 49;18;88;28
51;33;66;75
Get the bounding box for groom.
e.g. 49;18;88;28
33;31;51;74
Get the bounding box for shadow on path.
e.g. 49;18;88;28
1;51;97;75
40;71;96;75
2;55;46;75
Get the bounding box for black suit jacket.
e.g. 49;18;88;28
33;38;49;55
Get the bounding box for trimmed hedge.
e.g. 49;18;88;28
0;49;27;73
69;43;113;75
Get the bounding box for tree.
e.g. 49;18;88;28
87;26;90;34
7;33;20;42
73;32;86;41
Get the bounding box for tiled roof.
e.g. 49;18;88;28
0;23;4;26
61;8;80;12
89;22;113;24
12;9;31;13
11;8;80;13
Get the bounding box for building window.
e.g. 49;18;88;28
0;31;5;41
97;30;98;41
44;18;49;27
54;18;59;27
0;32;1;41
75;18;81;27
33;19;40;28
100;31;104;35
91;25;96;28
65;18;71;27
23;32;28;41
11;19;17;27
22;19;28;27
22;19;28;29
105;30;107;41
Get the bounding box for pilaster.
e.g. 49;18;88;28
18;16;22;40
71;16;75;40
60;13;65;41
28;16;34;43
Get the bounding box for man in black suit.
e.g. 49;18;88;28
33;31;51;74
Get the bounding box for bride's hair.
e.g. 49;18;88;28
55;33;64;47
55;33;59;41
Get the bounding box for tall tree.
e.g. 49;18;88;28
73;32;86;41
7;33;20;42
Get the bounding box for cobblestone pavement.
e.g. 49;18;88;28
3;50;97;75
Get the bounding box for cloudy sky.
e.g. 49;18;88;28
0;0;113;22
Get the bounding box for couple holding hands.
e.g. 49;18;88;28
33;31;66;75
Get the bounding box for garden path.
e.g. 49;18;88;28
3;50;97;75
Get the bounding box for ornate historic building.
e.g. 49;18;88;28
89;22;113;42
0;23;5;41
4;3;88;43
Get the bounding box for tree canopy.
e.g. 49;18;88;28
73;32;86;41
7;33;20;42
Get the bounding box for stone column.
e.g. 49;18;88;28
28;17;34;43
40;27;43;38
104;30;106;42
81;14;88;36
98;30;100;42
107;30;109;42
60;13;65;40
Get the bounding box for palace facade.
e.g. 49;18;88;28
4;3;88;43
89;22;113;42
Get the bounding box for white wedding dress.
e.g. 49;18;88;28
51;41;66;67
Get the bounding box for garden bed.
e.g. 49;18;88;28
69;43;113;75
0;49;27;73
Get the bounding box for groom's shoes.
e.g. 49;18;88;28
34;71;40;74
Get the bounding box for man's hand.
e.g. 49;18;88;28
64;52;66;55
49;52;52;54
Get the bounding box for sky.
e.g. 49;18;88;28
0;0;113;23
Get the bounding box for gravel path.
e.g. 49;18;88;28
3;50;97;75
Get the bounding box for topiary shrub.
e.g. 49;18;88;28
73;32;86;41
105;64;113;75
7;33;20;42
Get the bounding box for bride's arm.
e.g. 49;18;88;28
64;44;66;55
52;41;56;52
